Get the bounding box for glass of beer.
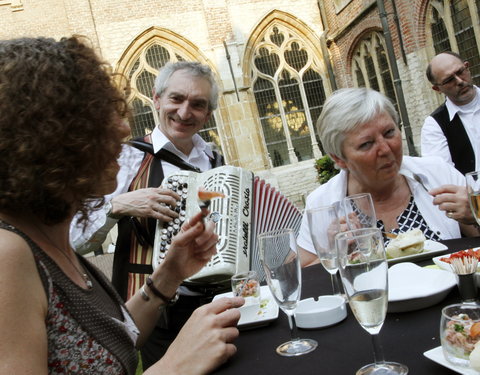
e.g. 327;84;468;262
466;171;480;225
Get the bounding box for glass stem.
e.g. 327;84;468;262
331;271;343;295
371;333;386;365
288;312;300;341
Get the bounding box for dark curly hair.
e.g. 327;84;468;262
0;36;128;225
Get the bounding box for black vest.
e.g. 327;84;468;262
431;103;475;175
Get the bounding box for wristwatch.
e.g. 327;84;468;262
104;200;122;219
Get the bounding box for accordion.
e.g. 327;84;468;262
152;166;303;284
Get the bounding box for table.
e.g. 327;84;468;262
214;237;480;375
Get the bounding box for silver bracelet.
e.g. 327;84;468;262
140;285;150;301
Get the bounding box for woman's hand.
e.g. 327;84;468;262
430;184;475;224
153;211;218;287
148;297;244;375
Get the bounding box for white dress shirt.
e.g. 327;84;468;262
297;156;464;254
421;86;480;171
70;126;214;254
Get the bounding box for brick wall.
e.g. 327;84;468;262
0;0;446;204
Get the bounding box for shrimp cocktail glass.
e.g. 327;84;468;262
441;303;480;368
335;227;408;375
231;270;261;306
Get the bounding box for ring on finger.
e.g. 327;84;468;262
446;210;454;219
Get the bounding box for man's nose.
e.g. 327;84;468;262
177;102;192;119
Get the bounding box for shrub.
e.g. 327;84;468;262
314;155;339;184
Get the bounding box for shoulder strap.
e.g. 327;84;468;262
129;138;154;155
129;136;201;172
210;150;225;168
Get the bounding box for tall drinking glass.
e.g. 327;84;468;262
342;193;377;230
259;228;317;356
335;228;408;375
466;171;480;225
305;203;344;296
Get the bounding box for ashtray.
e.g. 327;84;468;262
295;295;347;329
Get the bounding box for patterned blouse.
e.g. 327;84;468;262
379;196;442;245
0;221;138;374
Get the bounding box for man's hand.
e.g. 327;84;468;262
110;188;180;221
430;184;475;224
151;297;244;375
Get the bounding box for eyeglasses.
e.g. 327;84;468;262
435;64;469;86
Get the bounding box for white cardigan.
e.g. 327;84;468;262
297;156;464;254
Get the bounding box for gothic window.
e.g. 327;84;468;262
428;0;480;85
126;42;222;151
251;25;327;167
352;32;398;110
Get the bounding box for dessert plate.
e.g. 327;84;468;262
387;240;448;264
388;262;456;313
213;285;279;329
424;346;478;375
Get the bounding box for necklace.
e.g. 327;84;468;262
32;222;93;289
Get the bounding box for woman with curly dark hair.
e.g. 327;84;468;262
0;36;243;374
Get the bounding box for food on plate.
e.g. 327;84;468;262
443;313;480;363
440;248;480;264
385;228;426;259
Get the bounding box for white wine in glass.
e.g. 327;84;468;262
259;228;317;357
335;228;408;375
466;171;480;225
305;203;344;296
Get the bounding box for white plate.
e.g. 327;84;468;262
387;262;457;313
212;285;279;329
387;240;448;264
424;346;479;374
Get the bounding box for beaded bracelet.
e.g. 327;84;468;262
146;276;179;305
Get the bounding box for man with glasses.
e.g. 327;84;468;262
421;51;480;175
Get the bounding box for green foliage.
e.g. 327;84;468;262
315;155;339;184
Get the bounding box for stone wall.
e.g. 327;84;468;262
0;0;448;206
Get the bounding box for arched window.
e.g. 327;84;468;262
351;32;397;109
126;41;222;150
428;0;480;85
250;25;327;167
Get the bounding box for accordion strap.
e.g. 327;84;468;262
129;138;201;172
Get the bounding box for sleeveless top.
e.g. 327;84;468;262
0;221;138;374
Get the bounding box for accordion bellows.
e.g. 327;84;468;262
152;166;303;284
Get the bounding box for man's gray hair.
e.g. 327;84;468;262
316;87;399;159
153;61;219;111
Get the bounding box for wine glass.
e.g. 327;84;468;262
305;203;344;297
258;228;317;357
335;228;408;375
466;171;480;225
342;193;377;230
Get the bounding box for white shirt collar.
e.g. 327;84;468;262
445;85;480;120
150;126;214;159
